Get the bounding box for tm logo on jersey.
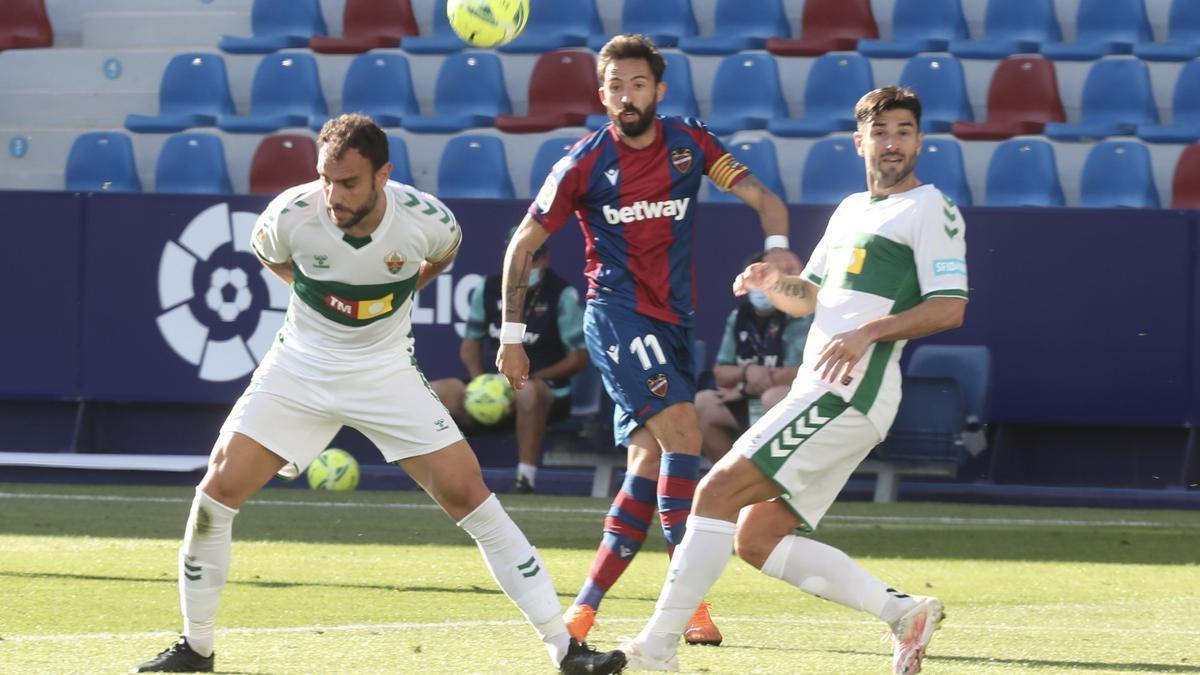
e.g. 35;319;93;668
602;198;691;224
325;292;394;319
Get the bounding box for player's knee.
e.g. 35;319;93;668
513;380;549;413
694;390;720;417
732;524;774;570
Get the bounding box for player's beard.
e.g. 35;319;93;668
329;187;378;231
612;99;657;138
870;151;917;189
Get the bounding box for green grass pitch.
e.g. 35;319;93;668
1;482;1197;674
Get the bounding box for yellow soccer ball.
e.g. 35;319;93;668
464;373;515;425
307;447;360;491
446;0;529;48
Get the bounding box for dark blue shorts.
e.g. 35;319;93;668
583;301;697;446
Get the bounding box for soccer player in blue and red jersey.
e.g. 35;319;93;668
496;34;801;646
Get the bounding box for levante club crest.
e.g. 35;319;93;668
670;147;693;174
647;373;669;398
384;251;405;274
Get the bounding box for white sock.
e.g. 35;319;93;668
636;516;736;658
458;494;569;666
179;488;238;658
760;534;916;624
517;463;538;486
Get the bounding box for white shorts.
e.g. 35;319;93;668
735;381;882;531
221;348;464;472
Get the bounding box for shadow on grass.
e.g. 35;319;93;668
826;649;1200;673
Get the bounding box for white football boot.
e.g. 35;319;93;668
616;638;679;672
888;595;945;675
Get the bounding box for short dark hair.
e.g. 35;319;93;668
854;86;922;129
317;113;389;172
596;34;666;84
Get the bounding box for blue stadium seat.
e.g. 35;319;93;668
768;53;872;137
907;345;992;431
316;53;418;130
1134;0;1200;61
586;52;698;130
1044;59;1157;141
529;136;577;198
401;0;464;54
125;53;235;133
1138;59;1200;144
218;0;326;54
917;139;972;206
857;0;969;58
1079;141;1159;208
154;133;232;194
498;0;601;54
404;52;511;133
949;0;1061;59
588;0;697;50
985;140;1064;206
898;55;972;133
64;132;142;193
1040;0;1152;61
706;54;787;135
874;376;966;462
218;53;327;133
706;138;786;203
387;135;414;185
438;135;515;199
678;0;789;55
801;138;865;204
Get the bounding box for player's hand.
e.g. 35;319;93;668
495;344;530;391
733;262;781;296
763;247;802;275
813;329;873;385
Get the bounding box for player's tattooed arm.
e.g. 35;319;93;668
771;276;808;298
500;215;552;323
728;175;802;274
766;275;818;317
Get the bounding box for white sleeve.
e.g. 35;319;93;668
251;193;293;265
402;188;461;263
913;190;968;300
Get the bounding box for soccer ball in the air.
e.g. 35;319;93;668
307;448;360;491
465;373;514;425
446;0;529;48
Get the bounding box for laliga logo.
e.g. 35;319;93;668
156;203;290;382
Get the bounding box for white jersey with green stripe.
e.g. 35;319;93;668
799;183;968;435
251;180;461;367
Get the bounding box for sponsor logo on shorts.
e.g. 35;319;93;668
932;258;967;276
647;373;669;398
434;418;449;432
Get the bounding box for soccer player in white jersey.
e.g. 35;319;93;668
134;114;625;675
619;87;968;674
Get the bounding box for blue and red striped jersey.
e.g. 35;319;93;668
529;116;751;326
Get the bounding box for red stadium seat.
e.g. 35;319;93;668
951;57;1066;141
0;0;53;51
1172;143;1200;209
765;0;878;57
494;50;604;134
309;0;418;54
249;134;318;195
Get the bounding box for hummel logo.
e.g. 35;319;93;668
606;345;620;363
605;168;619;185
944;224;960;238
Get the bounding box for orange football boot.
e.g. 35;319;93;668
684;600;723;646
563;603;598;642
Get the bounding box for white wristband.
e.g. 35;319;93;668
765;235;790;250
499;321;526;345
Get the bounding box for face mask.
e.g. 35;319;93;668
528;267;543;287
748;290;773;312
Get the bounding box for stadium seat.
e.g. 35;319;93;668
706;54;788;135
320;53;418;129
1137;59;1200;144
154;133;232;194
587;52;699;129
951;57;1065;141
125;53;236;133
765;0;878;57
768;53;872;137
249;134;318;195
0;0;52;51
874;376;966;462
1079;141;1159;208
948;0;1061;59
495;51;603;133
64;132;142;193
1044;59;1157;141
401;0;464;54
706;138;786;203
218;53;327;133
800;138;865;204
678;0;789;55
218;0;326;54
1134;0;1200;61
309;0;418;53
905;344;991;456
898;55;973;133
1040;0;1152;61
916;139;972;206
498;0;601;54
404;53;511;133
387;135;414;185
437;135;515;199
984;140;1064;206
588;0;698;50
857;0;967;58
1171;143;1200;208
529;136;577;199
